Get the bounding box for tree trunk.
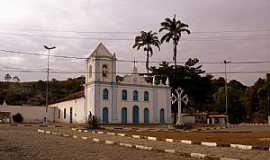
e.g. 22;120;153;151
173;40;177;68
146;51;149;74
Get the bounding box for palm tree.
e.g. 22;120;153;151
133;31;160;73
159;15;190;68
4;73;12;82
13;76;20;82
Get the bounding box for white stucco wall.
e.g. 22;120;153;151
0;105;55;123
49;97;85;124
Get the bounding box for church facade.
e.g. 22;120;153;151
50;43;171;124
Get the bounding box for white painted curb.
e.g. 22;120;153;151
107;132;116;136
81;136;88;140
181;140;192;144
201;142;217;147
135;145;152;151
105;140;114;144
190;153;206;159
164;149;175;153
165;139;174;143
93;138;100;142
119;143;132;148
73;135;78;139
132;135;140;139
118;133;125;137
52;132;57;135
37;129;45;133
230;144;252;150
220;158;240;160
147;136;157;141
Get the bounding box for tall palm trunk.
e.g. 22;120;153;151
146;51;149;74
173;40;178;68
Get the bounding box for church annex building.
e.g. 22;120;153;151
49;43;171;124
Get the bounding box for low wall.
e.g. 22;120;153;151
0;105;55;123
183;115;195;124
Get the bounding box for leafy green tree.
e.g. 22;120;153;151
151;58;213;113
213;80;247;123
133;31;160;73
159;15;190;67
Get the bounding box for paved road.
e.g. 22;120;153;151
0;125;194;160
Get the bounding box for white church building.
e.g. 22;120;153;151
49;43;171;124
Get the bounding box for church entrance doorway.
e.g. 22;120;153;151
121;107;127;124
132;105;139;123
160;108;165;124
144;108;149;123
102;107;109;123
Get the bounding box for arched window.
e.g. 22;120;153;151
144;91;149;101
160;108;165;124
102;64;108;77
144;108;149;123
121;107;128;124
133;90;138;101
122;90;127;100
103;88;109;100
132;105;139;123
88;65;92;78
102;107;109;123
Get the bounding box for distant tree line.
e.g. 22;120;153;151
0;76;84;106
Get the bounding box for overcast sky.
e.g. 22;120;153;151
0;0;269;86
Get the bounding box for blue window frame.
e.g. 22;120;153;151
103;88;109;100
122;90;127;100
144;91;149;101
133;90;138;101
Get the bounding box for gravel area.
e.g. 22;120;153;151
0;125;194;160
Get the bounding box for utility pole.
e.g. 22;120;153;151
43;45;56;125
224;60;230;115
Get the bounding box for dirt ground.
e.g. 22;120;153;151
104;125;270;148
0;124;194;160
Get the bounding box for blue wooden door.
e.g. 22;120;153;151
121;107;127;124
132;106;139;123
160;109;165;124
102;107;109;123
144;108;149;123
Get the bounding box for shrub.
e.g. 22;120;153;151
12;113;23;123
87;112;99;129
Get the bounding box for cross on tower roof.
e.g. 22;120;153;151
132;59;138;74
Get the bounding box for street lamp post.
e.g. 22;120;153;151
43;45;56;125
224;60;230;115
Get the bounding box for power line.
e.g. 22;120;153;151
0;68;269;75
1;49;270;65
1;31;270;42
2;27;270;34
